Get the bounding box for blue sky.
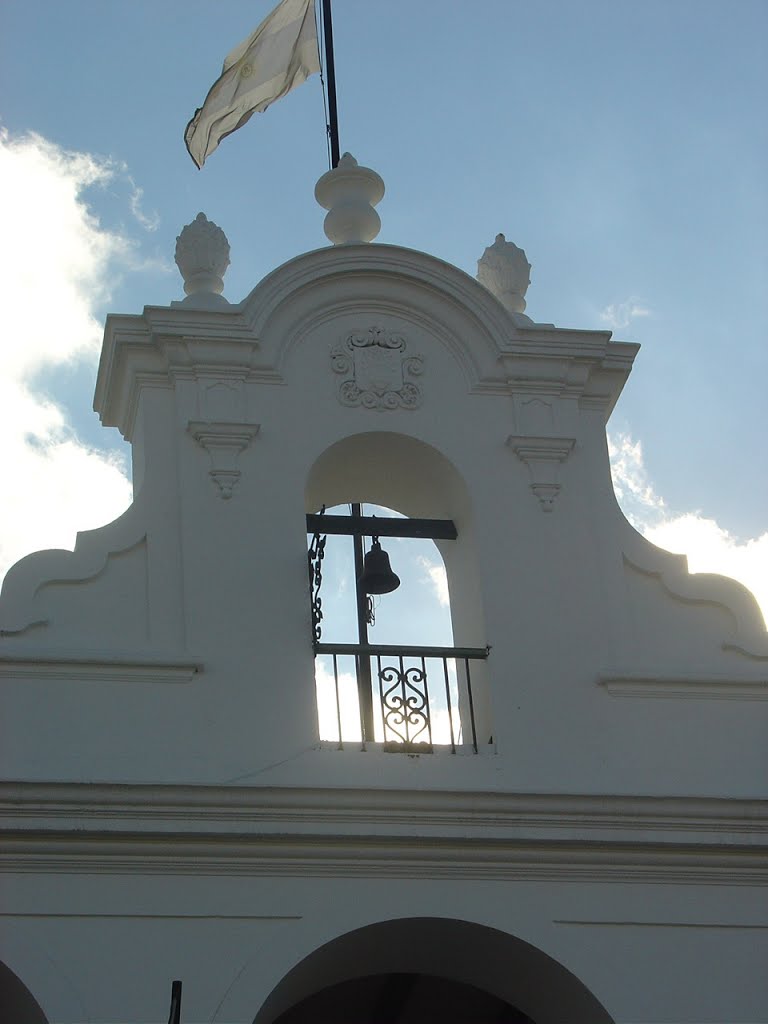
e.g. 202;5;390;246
1;0;767;617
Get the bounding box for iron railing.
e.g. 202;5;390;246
314;643;489;753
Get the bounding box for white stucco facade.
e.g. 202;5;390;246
1;160;766;1024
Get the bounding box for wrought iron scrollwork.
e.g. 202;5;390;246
379;659;431;747
308;532;327;643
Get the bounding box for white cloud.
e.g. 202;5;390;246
608;434;666;524
609;432;768;622
125;174;160;233
417;555;450;607
0;130;135;581
314;658;362;743
599;298;651;330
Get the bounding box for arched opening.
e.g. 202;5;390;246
0;961;49;1024
312;501;466;747
305;433;492;752
253;918;615;1024
274;972;532;1023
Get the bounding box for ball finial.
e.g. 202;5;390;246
314;153;385;245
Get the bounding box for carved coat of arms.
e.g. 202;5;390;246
331;327;423;410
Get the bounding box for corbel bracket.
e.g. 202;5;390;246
507;435;575;512
188;421;260;500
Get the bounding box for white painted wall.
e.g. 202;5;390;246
0;211;765;1022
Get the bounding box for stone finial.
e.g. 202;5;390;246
174;213;231;309
477;233;532;314
314;153;385;245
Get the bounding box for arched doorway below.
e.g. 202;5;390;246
274;972;533;1023
253;918;615;1024
0;961;49;1024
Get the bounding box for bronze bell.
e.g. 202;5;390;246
358;538;401;595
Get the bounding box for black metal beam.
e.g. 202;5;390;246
306;514;457;540
350;504;375;741
314;643;489;659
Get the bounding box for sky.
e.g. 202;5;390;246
1;0;767;623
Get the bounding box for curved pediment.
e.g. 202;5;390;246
96;242;637;443
237;242;515;385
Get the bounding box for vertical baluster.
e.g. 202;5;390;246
465;657;478;754
443;657;456;753
399;654;406;743
332;654;343;749
421;656;432;746
377;654;384;743
356;654;367;751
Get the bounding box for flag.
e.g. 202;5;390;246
185;0;321;169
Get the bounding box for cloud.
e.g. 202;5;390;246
125;174;160;232
599;299;651;330
417;555;450;608
609;432;768;622
314;658;362;743
608;434;666;524
0;130;135;581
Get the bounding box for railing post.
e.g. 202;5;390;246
465;658;479;754
351;504;375;741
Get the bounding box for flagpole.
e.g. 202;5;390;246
321;0;341;167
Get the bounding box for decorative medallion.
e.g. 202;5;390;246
331;326;423;410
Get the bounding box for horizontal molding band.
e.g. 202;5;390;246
599;675;768;700
0;653;202;684
1;833;765;886
1;782;764;835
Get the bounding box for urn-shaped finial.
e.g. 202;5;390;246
314;153;385;245
174;212;231;308
477;233;532;314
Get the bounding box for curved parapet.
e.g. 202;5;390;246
616;513;768;662
0;481;189;654
0;497;145;637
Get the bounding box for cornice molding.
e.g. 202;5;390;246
1;831;764;885
1;782;764;842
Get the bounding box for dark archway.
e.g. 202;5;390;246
0;961;49;1024
274;972;532;1023
253;918;615;1024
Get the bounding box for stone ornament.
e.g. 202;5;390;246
314;153;385;245
188;421;260;499
174;212;231;308
331;326;423;410
477;233;531;314
507;435;575;512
